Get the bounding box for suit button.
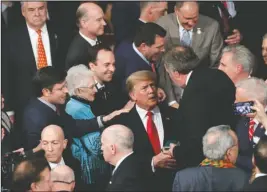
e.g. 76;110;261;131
109;181;112;184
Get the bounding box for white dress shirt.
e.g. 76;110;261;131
176;17;193;44
27;24;52;67
112;151;134;175
135;105;164;147
49;157;65;170
79;31;98;46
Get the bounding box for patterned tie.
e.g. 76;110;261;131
146;111;161;155
150;62;156;73
181;29;191;46
248;118;255;141
36;29;48;69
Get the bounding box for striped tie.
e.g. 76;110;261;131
36;29;48;69
248;118;255;141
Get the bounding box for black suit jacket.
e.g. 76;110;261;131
111;104;179;191
7;21;62;116
106;153;149;191
173;67;236;168
65;33;93;70
22;98;100;150
244;175;267;191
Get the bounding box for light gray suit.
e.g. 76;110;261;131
156;13;223;104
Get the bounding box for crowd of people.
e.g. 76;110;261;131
1;1;267;191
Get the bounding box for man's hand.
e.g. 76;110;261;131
249;99;267;129
153;152;176;169
1;128;5;141
13;148;25;155
170;102;179;109
225;29;242;45
157;88;166;102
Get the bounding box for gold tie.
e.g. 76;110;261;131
36;29;48;69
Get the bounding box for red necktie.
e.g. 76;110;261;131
36;29;48;69
222;1;228;9
151;63;156;73
146;111;161;154
248;118;255;141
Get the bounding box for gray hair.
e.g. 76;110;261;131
203;125;234;160
66;64;95;96
164;45;200;74
263;33;267;41
175;1;199;9
51;165;75;183
222;45;255;74
104;125;134;152
235;77;267;106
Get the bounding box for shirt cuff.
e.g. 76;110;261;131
168;101;178;106
97;116;104;128
151;158;156;173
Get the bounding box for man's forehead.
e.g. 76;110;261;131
25;2;46;8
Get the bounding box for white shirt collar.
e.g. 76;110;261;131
38;97;57;112
138;18;147;23
255;173;267;179
95;79;105;89
49;157;65;170
135;104;160;122
185;71;193;86
79;31;98;46
112;151;133;175
27;23;48;36
132;43;150;65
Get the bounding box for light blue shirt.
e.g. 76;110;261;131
176;17;193;45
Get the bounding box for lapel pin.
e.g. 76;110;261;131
197;28;202;34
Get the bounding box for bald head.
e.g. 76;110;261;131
76;2;106;39
41;125;67;164
41;124;65;140
51;165;75;183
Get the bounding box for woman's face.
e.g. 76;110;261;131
77;77;97;102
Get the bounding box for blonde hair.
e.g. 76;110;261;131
126;70;157;93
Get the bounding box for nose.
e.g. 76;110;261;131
102;19;106;26
34;9;40;16
93;86;97;93
109;65;115;73
47;143;53;152
63;87;68;93
147;85;154;93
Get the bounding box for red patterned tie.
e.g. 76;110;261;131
150;63;156;73
248;118;255;141
36;29;48;69
146;111;161;154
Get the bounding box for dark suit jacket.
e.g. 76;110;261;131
65;33;93;70
111;104;179;191
236;117;266;173
173;166;248;191
114;41;155;95
244;175;267;191
173;67;236;168
106;153;149;191
22;98;100;150
7;21;62;118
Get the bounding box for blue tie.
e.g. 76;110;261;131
181;29;191;46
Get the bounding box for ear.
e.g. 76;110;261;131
42;88;51;97
236;64;243;74
89;62;96;71
71;182;76;191
252;155;255;166
111;144;116;155
63;139;68;149
139;42;148;53
129;91;137;102
31;182;37;191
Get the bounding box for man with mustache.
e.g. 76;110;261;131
111;70;178;191
66;2;106;70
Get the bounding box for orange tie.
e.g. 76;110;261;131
36;29;48;69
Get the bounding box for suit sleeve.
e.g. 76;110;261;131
209;20;223;68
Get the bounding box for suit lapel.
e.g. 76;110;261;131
169;13;180;45
192;21;203;50
47;22;57;65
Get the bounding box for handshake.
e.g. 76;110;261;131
152;142;177;170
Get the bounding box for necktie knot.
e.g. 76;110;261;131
147;111;153;118
36;29;42;35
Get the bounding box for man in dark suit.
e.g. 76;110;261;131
244;135;267;191
234;78;267;174
6;1;63;148
173;125;248;191
65;2;106;70
114;23;166;102
164;46;236;168
22;66;111;150
101;124;149;191
111;71;178;191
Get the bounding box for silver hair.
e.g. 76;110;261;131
222;45;255;74
51;165;75;183
105;125;134;152
235;77;267;106
66;64;95;96
203;125;234;160
263;33;267;41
